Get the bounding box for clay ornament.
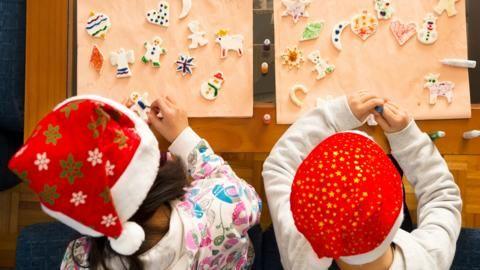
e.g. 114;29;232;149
215;29;244;58
129;92;151;121
86;12;111;38
175;54;196;76
200;72;224;100
188;21;208;49
374;0;394;20
424;73;455;104
90;45;104;73
179;0;192;19
434;0;460;17
146;1;170;27
351;10;379;41
110;49;135;78
281;46;304;70
301;21;325;41
281;0;311;24
331;21;350;51
390;20;417;46
307;50;335;80
142;37;167;67
290;84;308;107
417;13;438;45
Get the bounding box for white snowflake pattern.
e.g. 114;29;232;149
34;152;50;171
105;160;115;176
101;214;118;228
87;148;103;167
70;191;87;206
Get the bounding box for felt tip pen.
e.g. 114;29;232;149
441;59;477;69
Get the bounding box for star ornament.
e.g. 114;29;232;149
175;54;196;76
281;0;312;23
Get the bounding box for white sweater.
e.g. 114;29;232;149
262;96;462;270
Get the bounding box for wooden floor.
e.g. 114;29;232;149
1;152;479;268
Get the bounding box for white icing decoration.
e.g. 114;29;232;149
188;21;208;49
142;37;167;67
331;21;349;51
215;29;244;58
146;1;170;27
200;72;224;101
290;84;308;107
374;0;394;20
110;49;135;78
179;0;192;19
85;12;112;38
417;13;438;45
281;0;311;24
307;50;335;80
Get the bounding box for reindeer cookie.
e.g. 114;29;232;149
424;73;455;104
188;21;208;49
215;29;244;58
417;13;438;45
434;0;460;17
307;50;335;80
142;37;167;67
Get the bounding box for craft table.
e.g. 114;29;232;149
0;0;479;267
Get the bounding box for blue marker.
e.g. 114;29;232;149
374;106;384;114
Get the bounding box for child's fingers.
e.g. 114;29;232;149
359;93;377;103
360;98;385;112
158;96;175;115
373;113;391;130
382;105;402;124
165;96;177;106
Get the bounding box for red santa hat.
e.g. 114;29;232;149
291;131;403;265
8;95;160;256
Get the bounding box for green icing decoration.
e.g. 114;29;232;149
301;21;325;41
40;184;60;205
60;154;84;184
43;124;62;145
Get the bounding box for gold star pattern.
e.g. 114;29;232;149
43;124;62;145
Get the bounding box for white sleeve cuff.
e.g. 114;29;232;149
385;120;425;152
327;96;363;131
168;127;202;164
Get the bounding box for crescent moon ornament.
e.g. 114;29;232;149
331;21;349;51
179;0;192;19
290;84;308;107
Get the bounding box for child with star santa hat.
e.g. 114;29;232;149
263;91;462;270
8;95;261;269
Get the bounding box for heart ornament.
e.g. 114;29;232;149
350;10;379;41
146;1;170;27
390;20;417;46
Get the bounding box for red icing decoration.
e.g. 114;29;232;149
90;45;104;73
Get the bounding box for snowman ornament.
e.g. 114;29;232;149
200;72;224;101
417;13;438;45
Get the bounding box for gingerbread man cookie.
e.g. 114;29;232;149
142;37;167;67
307;50;335;80
434;0;460;17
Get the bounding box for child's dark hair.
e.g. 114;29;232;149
72;157;188;269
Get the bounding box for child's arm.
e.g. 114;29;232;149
262;95;381;269
375;103;462;269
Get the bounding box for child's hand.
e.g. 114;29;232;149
148;96;189;143
347;91;385;122
373;102;411;133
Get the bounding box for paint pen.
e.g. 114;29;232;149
374;106;384;114
429;131;446;141
441;59;477;69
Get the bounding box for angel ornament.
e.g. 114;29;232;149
188;21;208;49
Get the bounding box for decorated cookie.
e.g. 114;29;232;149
215;29;244;58
331;21;350;51
188;21;208;49
417;13;438;45
110;49;135;78
390;20;417;46
85;12;111;38
300;21;325;41
142;37;167;68
366;115;378;126
374;0;394;20
424;73;455;104
290;84;308;107
434;0;460;17
146;1;170;27
281;0;311;24
89;45;104;73
200;72;224;100
129;92;150;121
175;54;196;76
351;10;379;41
179;0;192;19
281;46;304;70
307;50;335;80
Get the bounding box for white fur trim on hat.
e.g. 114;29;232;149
54;95;160;227
339;206;404;265
109;221;145;256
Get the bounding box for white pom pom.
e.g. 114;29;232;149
109;222;145;256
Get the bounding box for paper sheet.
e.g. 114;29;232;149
77;0;253;117
274;0;471;124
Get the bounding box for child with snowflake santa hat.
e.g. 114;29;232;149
9;95;262;269
263;91;462;270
